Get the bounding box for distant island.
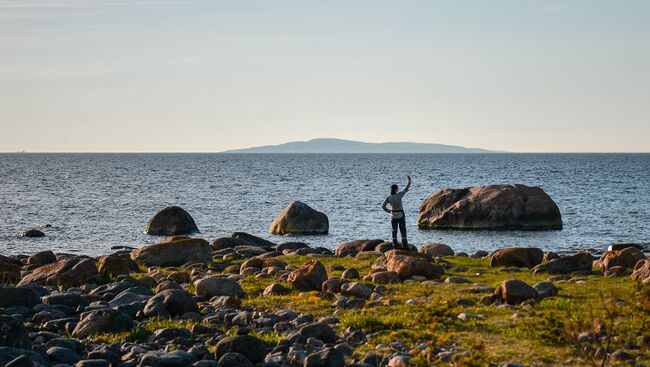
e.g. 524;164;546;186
222;138;494;153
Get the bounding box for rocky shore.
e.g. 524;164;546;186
1;231;649;367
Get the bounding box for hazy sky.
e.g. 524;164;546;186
1;0;649;152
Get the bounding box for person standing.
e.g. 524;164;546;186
382;176;411;249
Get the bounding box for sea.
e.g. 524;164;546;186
0;153;648;256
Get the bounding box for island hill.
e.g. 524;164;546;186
222;138;494;154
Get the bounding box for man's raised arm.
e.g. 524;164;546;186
402;176;412;193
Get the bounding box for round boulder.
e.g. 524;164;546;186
145;206;199;235
489;247;544;269
269;201;329;235
287;260;328;291
419;243;454;257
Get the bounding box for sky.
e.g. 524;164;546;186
0;0;649;153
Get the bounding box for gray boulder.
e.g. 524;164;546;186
417;184;562;230
131;237;212;266
269;201;329;235
145;206;199;235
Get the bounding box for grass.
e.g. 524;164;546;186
238;254;650;366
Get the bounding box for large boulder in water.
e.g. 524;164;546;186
145;206;199;235
269;201;329;235
416;184;562;230
131;237;212;266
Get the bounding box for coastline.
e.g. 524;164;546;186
1;233;649;366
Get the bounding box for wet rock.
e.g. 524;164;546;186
533;252;593;274
27;250;56;265
131;237;213;266
18;229;45;238
287;261;328;291
0;316;31;348
145;206;199;235
494;279;539;304
269;201;329;235
335;240;384;257
489;247;544;268
215;335;268;364
72;309;134;338
18;257;99;287
416;184;562;230
0;287;41;308
419;243;454;257
195;276;245;298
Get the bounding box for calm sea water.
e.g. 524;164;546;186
0;153;648;256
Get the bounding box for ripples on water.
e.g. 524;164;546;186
0;153;648;256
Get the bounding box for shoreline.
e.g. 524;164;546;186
0;234;649;366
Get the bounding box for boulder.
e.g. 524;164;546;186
219;353;254;367
595;247;645;270
341;282;372;299
269;201;329;235
607;243;643;252
287;261;328;291
419;243;454;257
214;335;268;364
72;309;134;338
0;288;41;308
194;276;245;298
532;252;593;274
533;281;558;299
304;347;345;367
139;350;198;367
0;316;31;348
0;261;21;283
363;271;400;284
145;206;199;235
293;322;338;343
335;239;384;257
17;229;45;238
489;247;544;268
97;253;140;276
211;237;255;250
263;283;290;296
631;259;650;283
416;184;562;230
231;232;277;248
27;250;56;266
372;250;444;280
17;257;99;287
494;279;539;304
130;237;212;266
147;289;198;317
